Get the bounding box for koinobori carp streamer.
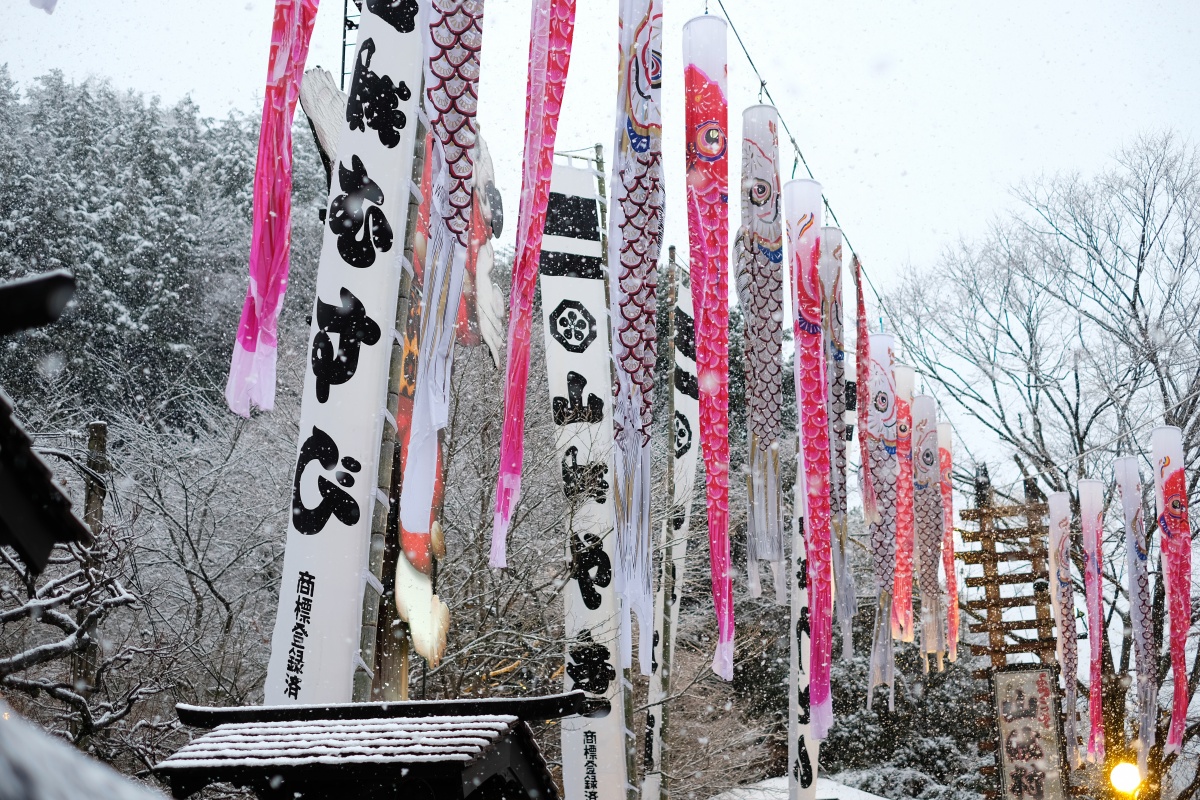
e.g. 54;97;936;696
735;104;787;602
784;177;833;737
227;0;320;416
1152;426;1193;755
490;0;577;565
607;0;664;674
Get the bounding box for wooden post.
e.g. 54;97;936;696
70;421;107;736
83;422;107;535
362;118;427;702
960;464;1059;798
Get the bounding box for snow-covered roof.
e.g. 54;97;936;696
0;703;165;800
710;776;889;800
155;714;520;771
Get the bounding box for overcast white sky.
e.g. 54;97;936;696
3;0;1200;488
5;0;1198;281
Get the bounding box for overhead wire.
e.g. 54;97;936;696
713;0;978;472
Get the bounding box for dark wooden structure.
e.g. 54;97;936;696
0;271;93;575
959;467;1066;798
155;691;603;800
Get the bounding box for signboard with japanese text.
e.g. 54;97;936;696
994;667;1068;800
263;0;422;705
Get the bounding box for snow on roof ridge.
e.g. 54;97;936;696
156;713;523;770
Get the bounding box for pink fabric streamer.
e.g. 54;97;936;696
892;369;915;642
226;0;320;417
785;178;833;738
1078;479;1105;762
489;0;577;566
853;256;875;523
1153;425;1193;755
683;15;733;680
938;422;958;661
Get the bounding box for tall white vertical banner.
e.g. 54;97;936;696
541;162;627;800
789;467;818;800
265;1;423;705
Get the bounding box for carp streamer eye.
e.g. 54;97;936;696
695;121;726;161
749;178;772;206
874;391;889;414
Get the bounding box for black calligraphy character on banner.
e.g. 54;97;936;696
793;735;814;788
796;554;808;590
570;531;612;610
346;39;409;148
292;427;361;535
311;287;382;402
674;366;699;400
651;630;660;674
553;371;604;425
566;630;616;695
1009;765;1046;800
1001;688;1038;723
328;155;393;268
548;300;597;353
365;0;418;32
562;446;609;504
797;685;810;725
671;504;687;532
674;411;692;458
1004;727;1045;763
643;712;656;769
284;673;303;700
796;606;810;671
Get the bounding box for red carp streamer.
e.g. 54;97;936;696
1047;491;1081;767
785;177;833;737
820;228;856;660
489;0;577;566
892;365;915;642
1153;426;1193;755
227;0;320;416
937;422;958;661
683;15;733;680
854;256;875;523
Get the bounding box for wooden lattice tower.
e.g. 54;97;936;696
958;467;1059;797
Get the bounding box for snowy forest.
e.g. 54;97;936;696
3;63;1200;800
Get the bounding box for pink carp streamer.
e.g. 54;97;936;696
683;15;733;680
226;0;320;417
489;0;577;566
892;365;915;642
784;178;833;737
608;0;663;674
1047;492;1081;767
1153;425;1193;755
820;227;856;660
735;105;786;602
1115;457;1155;772
853;256;876;524
865;333;899;710
911;395;944;670
937;422;958;661
1078;479;1105;762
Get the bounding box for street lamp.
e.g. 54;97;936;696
1110;762;1142;795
